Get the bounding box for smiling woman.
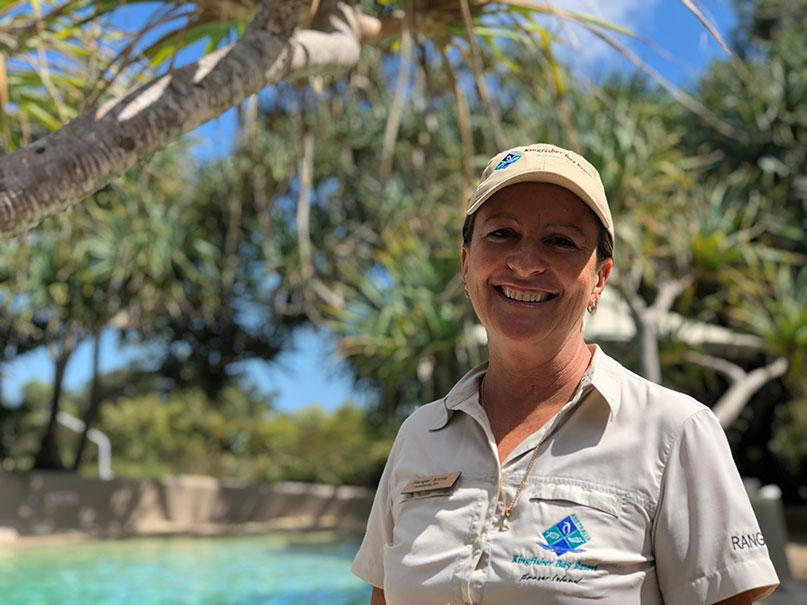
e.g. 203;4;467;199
350;144;779;605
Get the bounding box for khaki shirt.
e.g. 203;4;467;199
351;347;778;604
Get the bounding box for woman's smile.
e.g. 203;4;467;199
497;285;558;304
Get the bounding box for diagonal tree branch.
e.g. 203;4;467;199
684;350;747;383
685;351;789;428
646;273;695;323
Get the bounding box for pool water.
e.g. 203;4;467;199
0;531;372;604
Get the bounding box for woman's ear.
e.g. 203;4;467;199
461;245;469;283
593;258;613;298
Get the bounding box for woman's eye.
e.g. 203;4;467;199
548;235;577;248
487;228;516;239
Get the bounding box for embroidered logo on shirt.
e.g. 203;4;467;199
538;514;590;555
494;152;522;170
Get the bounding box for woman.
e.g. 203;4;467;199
352;144;779;604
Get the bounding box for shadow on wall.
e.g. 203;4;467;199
0;471;373;541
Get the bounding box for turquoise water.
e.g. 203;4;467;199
0;532;372;604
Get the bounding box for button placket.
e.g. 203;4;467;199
458;489;490;605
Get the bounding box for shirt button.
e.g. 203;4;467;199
473;537;482;550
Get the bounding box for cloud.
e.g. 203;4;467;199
543;0;662;73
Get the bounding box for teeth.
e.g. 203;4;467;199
501;286;553;303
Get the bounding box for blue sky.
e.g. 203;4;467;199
1;1;739;413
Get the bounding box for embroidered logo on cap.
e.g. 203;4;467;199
495;152;522;170
538;514;590;555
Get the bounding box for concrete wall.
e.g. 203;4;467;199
0;471;374;541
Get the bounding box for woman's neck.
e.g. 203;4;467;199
484;336;594;412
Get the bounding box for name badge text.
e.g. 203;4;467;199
401;472;461;494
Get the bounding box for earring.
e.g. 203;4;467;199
587;298;598;314
463;283;470;299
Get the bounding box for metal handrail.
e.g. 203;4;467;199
55;411;114;480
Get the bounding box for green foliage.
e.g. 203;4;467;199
0;380;84;471
0;382;51;470
332;220;469;417
773;397;807;490
0;1;127;151
0;1;246;152
691;0;807;255
732;266;807;371
94;386;391;487
0;136;304;470
684;2;807;376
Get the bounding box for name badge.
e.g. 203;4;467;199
401;472;461;494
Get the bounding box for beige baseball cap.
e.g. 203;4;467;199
466;144;614;245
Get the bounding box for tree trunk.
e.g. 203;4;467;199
619;273;694;384
72;329;102;471
637;318;662;384
33;349;72;470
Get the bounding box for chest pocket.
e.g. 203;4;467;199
524;478;646;563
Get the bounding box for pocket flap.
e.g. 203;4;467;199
398;487;455;504
529;480;622;517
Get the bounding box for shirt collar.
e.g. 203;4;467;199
429;345;622;431
429;362;487;430
587;345;623;417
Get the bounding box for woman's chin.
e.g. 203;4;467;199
486;325;556;351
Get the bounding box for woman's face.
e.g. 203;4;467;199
461;182;612;354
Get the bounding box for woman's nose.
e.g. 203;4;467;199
506;242;547;275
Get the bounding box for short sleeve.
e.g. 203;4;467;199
653;409;779;604
351;444;396;588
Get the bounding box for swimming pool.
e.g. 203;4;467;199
0;531;371;604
